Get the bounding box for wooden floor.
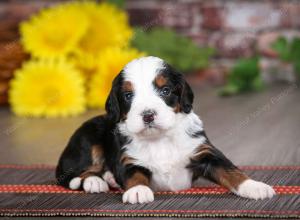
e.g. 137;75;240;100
1;83;299;166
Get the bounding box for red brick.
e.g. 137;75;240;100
201;5;224;30
186;32;208;46
161;3;194;31
280;2;300;28
127;8;163;28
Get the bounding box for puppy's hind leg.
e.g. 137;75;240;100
66;144;109;193
188;144;275;200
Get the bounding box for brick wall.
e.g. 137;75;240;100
0;0;299;84
127;0;300;57
126;0;300;83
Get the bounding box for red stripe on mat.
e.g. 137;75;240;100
0;208;300;215
1;164;300;170
0;185;299;195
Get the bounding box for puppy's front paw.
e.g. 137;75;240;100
83;176;109;193
122;185;154;204
235;179;276;200
102;171;120;188
69;177;82;190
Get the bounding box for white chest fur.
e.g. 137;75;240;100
123;113;205;191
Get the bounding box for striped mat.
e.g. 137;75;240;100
0;165;299;218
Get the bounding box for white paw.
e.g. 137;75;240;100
83;176;109;193
122;185;154;204
69;177;82;190
102;171;120;188
235;179;276;200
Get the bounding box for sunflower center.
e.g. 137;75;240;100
44;33;70;49
42;87;61;105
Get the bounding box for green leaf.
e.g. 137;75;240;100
251;76;264;91
131;28;215;73
273;36;300;79
271;37;291;61
290;38;300;61
219;57;263;96
106;0;124;8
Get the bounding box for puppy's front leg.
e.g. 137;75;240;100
122;165;154;204
189;144;275;200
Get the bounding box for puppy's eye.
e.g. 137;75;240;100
160;87;171;96
124;92;134;101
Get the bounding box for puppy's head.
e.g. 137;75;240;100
105;56;193;137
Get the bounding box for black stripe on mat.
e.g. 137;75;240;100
0;193;299;218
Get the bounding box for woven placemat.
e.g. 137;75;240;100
0;165;299;218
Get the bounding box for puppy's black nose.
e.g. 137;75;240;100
142;110;155;124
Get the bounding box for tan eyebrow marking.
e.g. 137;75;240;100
122;81;133;92
155;74;167;88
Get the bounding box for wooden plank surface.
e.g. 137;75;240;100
0;83;299;166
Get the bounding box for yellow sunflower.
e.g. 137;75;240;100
20;4;88;58
9;59;85;117
87;47;145;108
69;53;101;81
74;1;133;55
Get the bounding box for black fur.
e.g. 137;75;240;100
164;63;194;113
152;62;194;113
187;142;237;182
56;72;143;188
56;115;108;187
180;81;194;113
188;130;205;138
105;73;121;124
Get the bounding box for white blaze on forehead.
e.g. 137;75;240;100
120;56;175;136
123;56;164;90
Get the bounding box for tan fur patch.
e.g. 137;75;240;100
155;74;167;88
91;145;103;165
192;144;249;190
215;168;249;190
79;145;105;179
122;81;133;92
80;164;103;179
192;144;213;160
125;171;150;190
120;153;135;166
174;103;181;113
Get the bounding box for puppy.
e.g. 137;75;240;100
56;56;275;204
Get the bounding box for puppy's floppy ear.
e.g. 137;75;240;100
165;62;194;114
105;73;121;123
179;79;194;114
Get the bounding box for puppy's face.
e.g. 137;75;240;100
105;56;193;138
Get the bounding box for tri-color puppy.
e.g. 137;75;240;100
56;56;275;204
